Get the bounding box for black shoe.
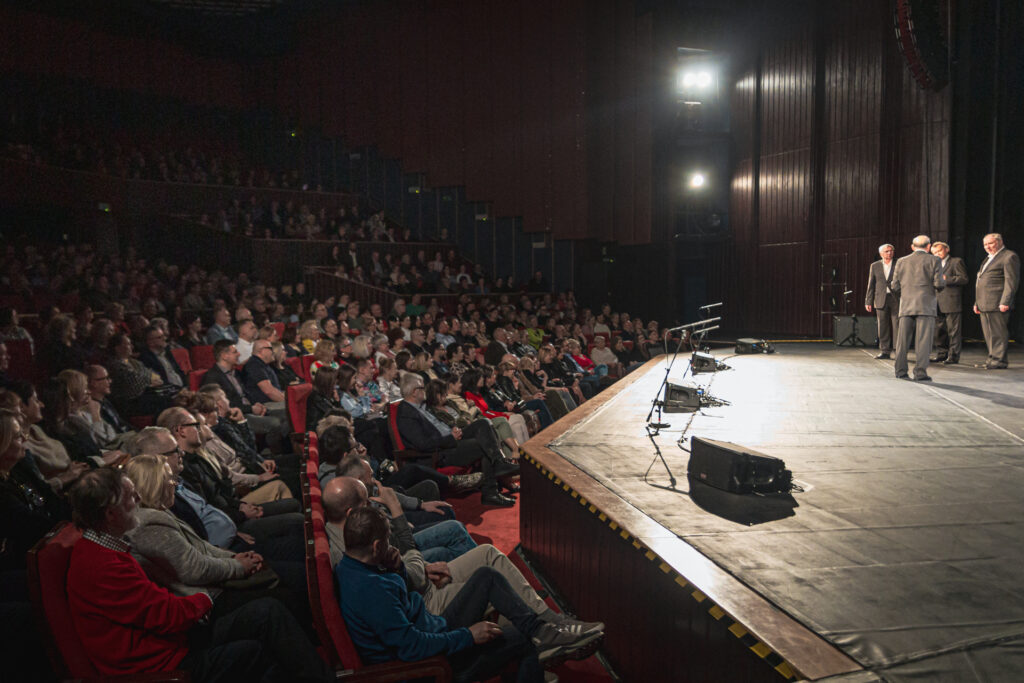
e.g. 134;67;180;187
501;480;521;494
896;373;910;379
931;356;947;363
493;460;521;478
875;353;891;359
942;357;959;365
984;362;1008;370
481;489;516;507
915;375;932;382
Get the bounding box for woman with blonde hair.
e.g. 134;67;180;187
124;453;306;616
376;357;402;402
51;369;126;467
297;319;321;354
350;334;372;361
309;338;338;377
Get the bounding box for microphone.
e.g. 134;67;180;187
668;317;721;332
843;290;853;296
699;302;723;310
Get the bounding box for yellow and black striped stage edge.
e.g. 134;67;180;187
524;452;797;681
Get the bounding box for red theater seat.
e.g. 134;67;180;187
27;522;189;682
171;347;192;374
287;383;313;434
189;345;214;371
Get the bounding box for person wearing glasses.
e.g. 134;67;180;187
242;340;286;405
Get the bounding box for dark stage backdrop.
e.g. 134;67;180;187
712;0;949;337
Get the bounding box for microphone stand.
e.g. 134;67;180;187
644;328;693;432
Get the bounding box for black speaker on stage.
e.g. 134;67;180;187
687;437;792;494
735;338;775;354
663;382;701;413
690;352;718;373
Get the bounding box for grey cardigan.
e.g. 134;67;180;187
127;507;245;597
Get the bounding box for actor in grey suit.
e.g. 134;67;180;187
973;233;1021;369
930;241;968;364
865;244;899;359
891;235;943;380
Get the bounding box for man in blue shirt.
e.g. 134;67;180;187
337;506;602;682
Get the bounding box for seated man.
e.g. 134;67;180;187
65;467;329;682
396;373;517;507
324;476;602;641
202;339;289;453
138;324;186;389
337;455;460;544
337;505;602;682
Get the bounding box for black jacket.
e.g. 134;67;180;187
305;391;339;433
212;419;265;475
202;364;252;414
139;348;186;386
180;449;245;524
395;400;457;452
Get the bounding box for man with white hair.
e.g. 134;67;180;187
891;235;943;381
865;243;899;359
973;233;1020;369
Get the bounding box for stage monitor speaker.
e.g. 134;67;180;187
736;338;774;354
832;315;878;346
664;382;700;413
690;352;718;373
688;437;792;494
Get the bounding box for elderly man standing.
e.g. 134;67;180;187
930;241;969;364
865;244;900;359
892;235;944;381
973;233;1021;369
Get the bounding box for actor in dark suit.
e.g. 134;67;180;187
973;233;1021;369
891;235;943;381
865;244;899;359
395;373;517;507
929;241;969;364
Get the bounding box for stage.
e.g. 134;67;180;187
519;343;1024;681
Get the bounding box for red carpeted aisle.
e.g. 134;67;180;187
449;494;615;683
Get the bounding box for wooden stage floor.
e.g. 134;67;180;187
525;343;1024;681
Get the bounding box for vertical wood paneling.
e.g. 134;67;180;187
718;0;949;336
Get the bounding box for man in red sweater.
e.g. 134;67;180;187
66;468;329;682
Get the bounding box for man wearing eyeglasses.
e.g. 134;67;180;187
85;364;136;448
242;341;285;405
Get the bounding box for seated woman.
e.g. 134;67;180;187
412;350;438;383
376;357;402;403
309;338;339;377
48;370;127;467
338;364;385;421
457;370;528;456
516;355;577;421
0;382;89;493
188;393;293;505
177;312;205;349
297;319;321;355
495;361;553;429
305;365;342;433
123;453;307;623
0;408;72;572
270;341;303;387
538;344;587;404
281;326;305;358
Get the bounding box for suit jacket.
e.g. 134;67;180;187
975;248;1021;311
139;348;186;386
395;400;458;452
936;256;969;313
180;449;245;524
865;259;897;309
201;364;252;414
892;249;944;316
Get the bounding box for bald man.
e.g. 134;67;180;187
321;477;603;636
891;235;944;381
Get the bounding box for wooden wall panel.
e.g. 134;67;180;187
718;0;949;336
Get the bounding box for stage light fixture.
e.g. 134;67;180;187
677;69;714;92
689;172;707;189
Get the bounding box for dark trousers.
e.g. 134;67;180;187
875;293;900;353
181;597;329;683
523;399;553;428
235;511;306;597
441;567;543;683
979;310;1011;365
385;462;451;497
933;311;962;359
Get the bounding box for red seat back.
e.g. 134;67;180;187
171;347;192;374
387;401;407;451
4;338;38;383
287;383;313;434
314;537;366;669
271;322;285;339
26;522;96;679
285;355;303;377
189;345;215;371
300;355;317;382
188;369;206;392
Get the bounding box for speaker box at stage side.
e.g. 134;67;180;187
687;436;792;494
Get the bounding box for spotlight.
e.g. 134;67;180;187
677;70;714;92
689;172;707;189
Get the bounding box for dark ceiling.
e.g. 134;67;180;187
10;0;340;60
